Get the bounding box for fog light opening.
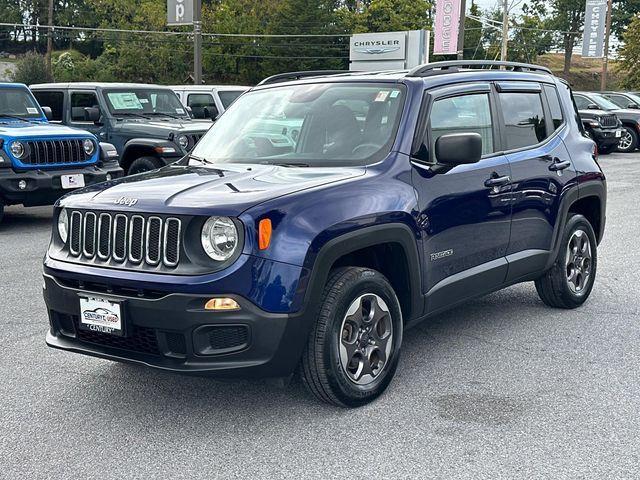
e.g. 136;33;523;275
106;173;112;181
205;298;241;311
18;180;27;190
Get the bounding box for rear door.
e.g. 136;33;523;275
411;83;513;313
496;81;577;281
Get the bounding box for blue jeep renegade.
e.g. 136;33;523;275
0;83;123;223
43;62;606;407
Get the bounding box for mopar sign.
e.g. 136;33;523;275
350;32;406;61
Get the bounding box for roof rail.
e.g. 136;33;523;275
407;60;552;77
257;70;352;86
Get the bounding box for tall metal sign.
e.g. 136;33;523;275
433;0;462;55
167;0;202;84
582;0;607;58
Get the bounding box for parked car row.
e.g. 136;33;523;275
574;91;640;154
0;81;247;223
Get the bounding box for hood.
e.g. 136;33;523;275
0;122;95;139
610;108;640;121
579;109;609;119
59;163;365;216
112;119;211;136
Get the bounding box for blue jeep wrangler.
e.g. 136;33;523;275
43;62;606;407
0;83;123;223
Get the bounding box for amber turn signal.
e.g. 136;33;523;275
258;218;272;250
204;298;240;311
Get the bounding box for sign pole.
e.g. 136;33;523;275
193;0;202;84
457;0;466;60
600;0;613;91
500;0;509;61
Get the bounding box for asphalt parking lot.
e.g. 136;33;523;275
1;153;639;479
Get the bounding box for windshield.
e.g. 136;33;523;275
590;93;620;111
219;90;245;109
191;82;405;167
0;87;42;119
103;88;189;118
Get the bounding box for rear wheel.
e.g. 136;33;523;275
535;214;597;309
127;156;164;175
617;126;638;153
300;267;403;407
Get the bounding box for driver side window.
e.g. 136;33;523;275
574;95;591;110
428;93;494;161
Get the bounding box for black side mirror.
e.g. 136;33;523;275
184;106;194;118
587;104;600;110
435;133;483;166
41;106;52;120
203;106;219;121
84;107;101;123
628;103;640;109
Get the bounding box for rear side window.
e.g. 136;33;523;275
70;92;99;122
499;92;547;150
33;91;63;121
574;95;592;110
218;90;244;109
429;93;494;158
544;85;564;131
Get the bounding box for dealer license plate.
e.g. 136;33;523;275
616;129;622;138
79;296;123;336
61;174;85;190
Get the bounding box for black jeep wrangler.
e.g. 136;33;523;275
31;83;211;175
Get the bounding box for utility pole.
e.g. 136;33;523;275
46;0;54;78
193;0;202;84
600;0;613;90
500;0;509;61
457;0;467;60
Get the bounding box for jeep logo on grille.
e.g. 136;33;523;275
114;196;138;207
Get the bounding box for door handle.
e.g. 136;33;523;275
549;159;572;171
484;174;511;188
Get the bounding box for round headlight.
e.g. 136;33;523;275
58;208;69;243
201;216;238;261
83;139;95;155
10;141;25;158
177;135;189;149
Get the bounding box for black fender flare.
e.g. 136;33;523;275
299;223;423;324
545;180;606;271
121;138;181;166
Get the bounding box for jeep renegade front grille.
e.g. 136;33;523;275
22;139;91;166
600;114;618;128
67;210;181;268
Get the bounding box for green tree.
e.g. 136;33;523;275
612;0;640;39
547;0;585;74
617;14;640;88
509;1;553;63
10;51;51;84
463;1;485;59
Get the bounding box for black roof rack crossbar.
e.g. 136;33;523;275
407;60;552;77
257;70;353;86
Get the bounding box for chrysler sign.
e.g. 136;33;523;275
350;32;406;61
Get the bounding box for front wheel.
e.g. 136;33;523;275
617;126;638;153
535;214;597;309
127;156;165;175
300;267;403;407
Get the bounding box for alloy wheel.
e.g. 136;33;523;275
565;229;592;295
339;294;393;385
619;130;633;150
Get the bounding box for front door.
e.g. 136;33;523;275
411;84;512;313
68;90;107;141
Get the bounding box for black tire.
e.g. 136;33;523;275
617;126;638;153
535;214;598;309
598;144;615;155
127;156;164;175
300;267;403;407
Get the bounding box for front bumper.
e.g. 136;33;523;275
0;163;124;207
43;273;309;378
589;127;622;147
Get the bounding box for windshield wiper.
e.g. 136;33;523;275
0;114;31;122
270;161;310;167
148;112;183;120
116;112;150;120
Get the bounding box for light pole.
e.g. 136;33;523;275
457;0;467;60
193;0;202;84
600;0;613;90
500;0;509;61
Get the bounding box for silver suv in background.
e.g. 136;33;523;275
171;85;250;121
